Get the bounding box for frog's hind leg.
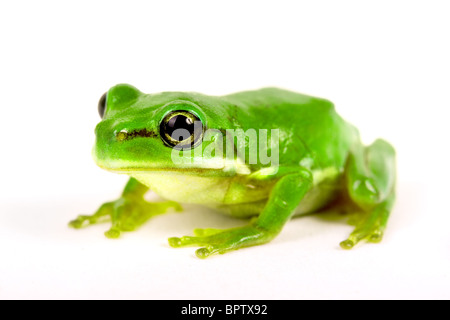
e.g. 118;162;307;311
340;139;396;249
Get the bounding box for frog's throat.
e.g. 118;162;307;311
97;164;234;177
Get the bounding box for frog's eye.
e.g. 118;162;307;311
98;92;107;119
160;110;203;149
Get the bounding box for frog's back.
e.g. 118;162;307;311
224;87;360;170
225;87;320;109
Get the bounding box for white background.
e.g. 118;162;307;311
1;1;449;300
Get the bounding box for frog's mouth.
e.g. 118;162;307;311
99;165;225;176
95;157;250;178
94;142;232;177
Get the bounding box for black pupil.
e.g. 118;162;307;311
98;92;107;118
166;115;195;141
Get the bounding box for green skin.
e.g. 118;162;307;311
70;84;396;259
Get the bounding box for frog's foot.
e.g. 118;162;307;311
69;199;182;239
340;203;391;250
168;226;274;259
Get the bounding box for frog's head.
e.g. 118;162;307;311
94;84;233;174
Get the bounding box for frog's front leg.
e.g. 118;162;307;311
169;168;313;258
340;139;396;249
69;178;182;238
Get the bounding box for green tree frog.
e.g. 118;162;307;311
70;84;396;258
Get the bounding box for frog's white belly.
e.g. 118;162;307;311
130;167;341;214
131;171;271;204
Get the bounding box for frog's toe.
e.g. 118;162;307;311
105;227;121;239
196;247;215;259
367;230;384;243
168;237;182;247
68;215;92;229
195;245;233;259
168;236;201;247
168;230;224;248
340;239;355;250
69;203;113;230
168;232;226;249
68;218;85;229
340;228;384;249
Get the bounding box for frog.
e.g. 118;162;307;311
69;84;396;259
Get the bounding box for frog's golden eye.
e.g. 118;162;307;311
98;92;107;119
160;110;203;149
